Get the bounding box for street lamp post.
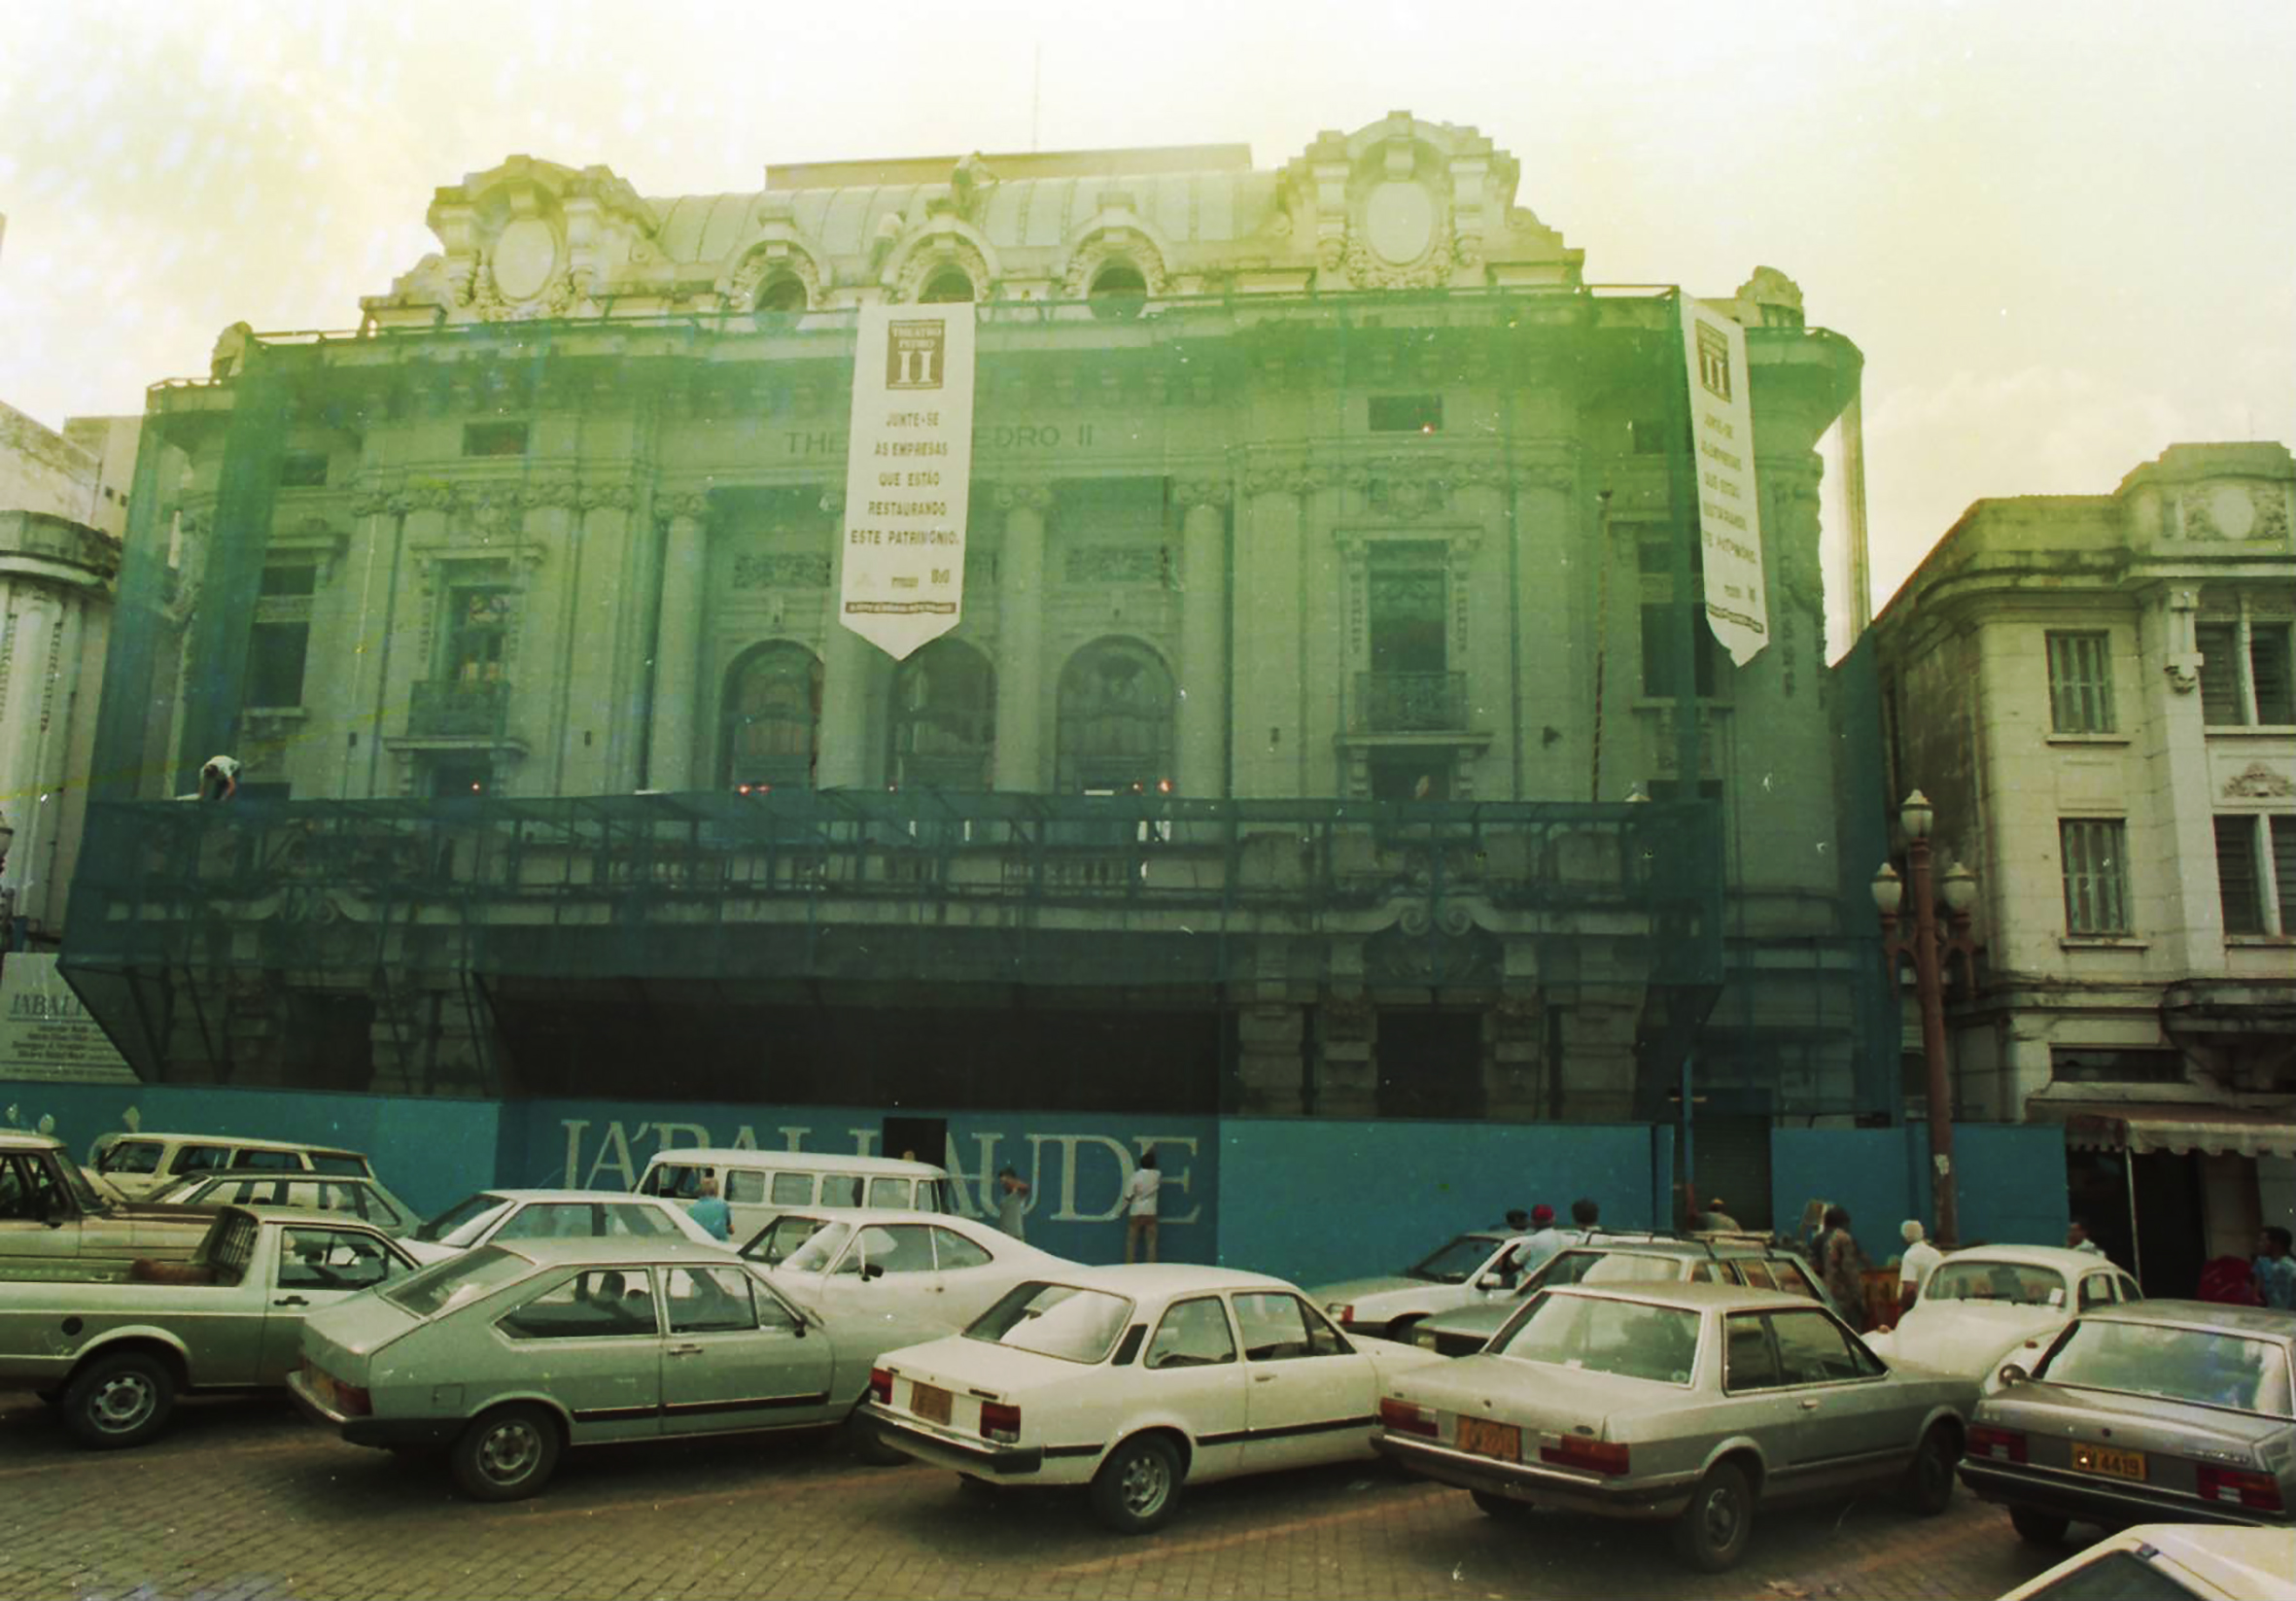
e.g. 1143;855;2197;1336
1872;790;1980;1247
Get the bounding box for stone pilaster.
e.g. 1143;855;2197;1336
817;490;874;788
1174;479;1231;796
992;482;1051;791
1511;448;1581;798
1232;454;1316;798
647;491;711;790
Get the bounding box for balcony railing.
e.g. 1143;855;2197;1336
1356;672;1468;733
409;679;509;738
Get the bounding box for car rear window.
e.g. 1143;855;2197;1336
1926;1261;2067;1308
307;1154;370;1176
412;1192;511;1244
2039;1319;2295;1417
97;1140;164;1175
1491;1293;1701;1386
966;1282;1134;1365
385;1245;529;1318
1581;1254;1687;1285
1410;1236;1504;1284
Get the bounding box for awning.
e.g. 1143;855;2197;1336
2041;1102;2296;1161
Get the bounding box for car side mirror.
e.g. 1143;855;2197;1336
1477;1273;1503;1291
1998;1363;2029;1388
861;1263;885;1281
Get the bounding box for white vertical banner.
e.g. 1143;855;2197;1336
1681;296;1769;666
839;302;977;661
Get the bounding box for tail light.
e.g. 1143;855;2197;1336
1378;1398;1439;1439
1330;1304;1355;1325
980;1402;1022;1444
1966;1425;2027;1464
868;1367;893;1406
336;1381;372;1418
2197;1464;2284;1512
1539;1435;1630;1476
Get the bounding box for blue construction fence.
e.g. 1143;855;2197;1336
6;1080;2065;1284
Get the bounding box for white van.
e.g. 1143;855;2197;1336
88;1131;377;1201
633;1148;952;1242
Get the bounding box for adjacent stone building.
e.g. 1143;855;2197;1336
68;116;1883;1218
1868;442;2296;1291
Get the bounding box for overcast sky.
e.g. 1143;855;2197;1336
3;0;2289;622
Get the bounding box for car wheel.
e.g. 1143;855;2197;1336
1900;1424;1958;1516
1670;1461;1754;1573
1471;1489;1537;1523
2009;1506;2070;1547
1091;1434;1183;1535
62;1352;176;1449
450;1405;562;1502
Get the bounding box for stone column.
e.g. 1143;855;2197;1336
992;482;1050;792
1232;455;1310;798
817;490;874;788
647;491;711;791
1173;479;1230;796
1510;448;1580;798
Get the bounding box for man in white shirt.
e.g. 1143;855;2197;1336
2067;1220;2105;1256
1125;1148;1162;1263
1898;1219;1944;1314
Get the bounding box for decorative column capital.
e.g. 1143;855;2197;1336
1173;478;1232;512
993;482;1053;515
577;481;636;512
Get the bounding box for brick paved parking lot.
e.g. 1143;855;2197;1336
2;1394;2073;1601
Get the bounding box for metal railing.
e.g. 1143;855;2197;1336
1356;672;1468;733
408;679;509;738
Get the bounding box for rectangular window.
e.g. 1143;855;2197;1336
2050;1047;2184;1084
462;421;529;457
2215;816;2265;934
2197;621;2243;725
2256;625;2294;725
2275;817;2296;933
246;621;309;708
1641;604;1722;697
1630;417;1671;456
2060;818;2131;936
260;565;317;598
277;452;329;487
2198;617;2295;726
446;586;513;680
1368;395;1442;435
2045;632;2114;733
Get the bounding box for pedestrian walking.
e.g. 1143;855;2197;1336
688;1175;732;1241
2258;1227;2296;1311
1124;1148;1161;1263
995;1166;1030;1241
1519;1204;1573;1276
1692;1196;1741;1232
2067;1219;2105;1256
1897;1220;1944;1314
1819;1205;1869;1330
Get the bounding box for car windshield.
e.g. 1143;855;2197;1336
383;1245;529;1318
2038;1319;2295;1418
1409;1236;1504;1284
1925;1260;2068;1308
1491;1292;1701;1386
965;1282;1134;1365
413;1192;511;1244
779;1221;854;1274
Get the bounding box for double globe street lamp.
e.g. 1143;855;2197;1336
1872;789;1980;1247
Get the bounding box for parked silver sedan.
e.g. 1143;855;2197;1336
1375;1282;1978;1572
1960;1300;2296;1544
291;1237;951;1500
145;1169;421;1236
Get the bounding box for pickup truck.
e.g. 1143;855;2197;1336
0;1204;420;1447
0;1130;217;1269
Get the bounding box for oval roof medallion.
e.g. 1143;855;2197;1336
1365;181;1436;264
2209;483;2258;539
491;218;558;303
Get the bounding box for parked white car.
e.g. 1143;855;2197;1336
1996;1525;2296;1601
1865;1245;2141;1382
865;1264;1445;1533
751;1209;1069;1337
1310;1230;1538;1338
400;1190;725;1265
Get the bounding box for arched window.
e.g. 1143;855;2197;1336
720;643;822;789
1056;638;1175;792
887;639;995;790
755;274;808;315
920;266;976;304
1088;262;1148;321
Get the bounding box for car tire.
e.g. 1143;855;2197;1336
1670;1461;1754;1573
1471;1489;1537;1523
1900;1424;1958;1516
2009;1506;2070;1547
62;1351;176;1449
1091;1434;1184;1535
450;1405;562;1502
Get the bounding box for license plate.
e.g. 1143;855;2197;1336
2071;1444;2146;1481
911;1382;953;1426
1456;1417;1521;1463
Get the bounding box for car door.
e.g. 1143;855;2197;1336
926;1225;1009;1320
825;1224;941;1320
658;1264;836;1436
0;1153;78;1261
490;1268;665;1443
254;1225;413;1382
1763;1308;1908;1489
1138;1295;1249;1481
1231;1292;1377;1473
